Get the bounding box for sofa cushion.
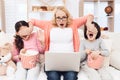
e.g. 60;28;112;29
102;39;112;52
110;51;120;70
108;33;120;70
102;39;112;67
111;33;120;51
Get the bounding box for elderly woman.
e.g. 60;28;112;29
30;6;94;80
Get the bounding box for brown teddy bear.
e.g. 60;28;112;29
0;30;16;80
0;43;16;76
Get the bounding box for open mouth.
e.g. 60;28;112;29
89;34;93;38
60;24;64;26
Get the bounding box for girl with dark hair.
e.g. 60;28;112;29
80;21;113;80
12;20;45;80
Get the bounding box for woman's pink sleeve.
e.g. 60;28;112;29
73;14;90;28
30;19;50;30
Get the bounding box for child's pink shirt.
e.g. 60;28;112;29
12;32;44;62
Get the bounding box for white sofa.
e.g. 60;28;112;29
0;30;120;80
38;31;120;80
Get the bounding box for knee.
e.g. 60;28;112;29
64;71;78;80
46;71;60;80
101;74;113;80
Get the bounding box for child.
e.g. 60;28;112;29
80;21;113;80
12;20;45;80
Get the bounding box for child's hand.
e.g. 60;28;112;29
85;49;92;54
20;48;26;54
40;54;45;63
91;51;100;60
17;55;21;60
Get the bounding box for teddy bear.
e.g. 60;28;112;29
0;43;16;76
0;30;16;80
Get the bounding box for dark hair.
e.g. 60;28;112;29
14;20;29;52
84;21;101;39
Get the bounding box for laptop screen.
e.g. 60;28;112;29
45;51;80;72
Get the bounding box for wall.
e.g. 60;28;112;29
114;1;120;32
0;0;1;28
0;0;5;30
4;0;27;36
28;0;64;20
65;0;80;18
28;0;80;20
1;0;120;34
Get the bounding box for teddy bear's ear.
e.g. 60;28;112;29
3;43;12;50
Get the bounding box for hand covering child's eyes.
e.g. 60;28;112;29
87;26;98;34
18;28;31;37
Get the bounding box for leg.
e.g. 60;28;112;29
98;67;113;80
82;64;101;80
6;66;16;80
46;71;61;80
63;71;78;80
27;63;40;80
14;62;27;80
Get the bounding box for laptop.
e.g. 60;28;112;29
45;51;81;72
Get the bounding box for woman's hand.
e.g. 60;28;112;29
37;29;45;46
86;14;94;29
87;14;94;22
28;21;34;33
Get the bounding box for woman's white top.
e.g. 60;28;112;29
49;28;74;52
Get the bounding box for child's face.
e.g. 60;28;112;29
87;26;98;41
17;26;31;41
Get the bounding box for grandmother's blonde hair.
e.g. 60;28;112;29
52;6;72;27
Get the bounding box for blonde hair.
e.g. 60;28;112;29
52;6;73;27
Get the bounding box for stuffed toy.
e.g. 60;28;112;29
0;43;16;76
0;30;16;79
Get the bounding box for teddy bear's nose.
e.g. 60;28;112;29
0;58;1;60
